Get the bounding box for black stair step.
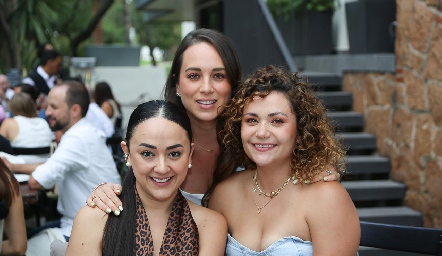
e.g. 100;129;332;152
346;155;391;175
317;91;353;108
301;72;342;91
328;111;364;129
343;180;405;201
338;132;377;151
358;247;428;256
357;206;422;227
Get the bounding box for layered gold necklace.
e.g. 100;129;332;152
252;170;294;214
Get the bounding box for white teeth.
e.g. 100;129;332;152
197;100;216;105
152;177;171;183
254;144;275;148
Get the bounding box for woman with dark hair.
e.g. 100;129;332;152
94;82;122;129
0;160;27;255
209;66;360;255
86;29;339;211
67;100;227;255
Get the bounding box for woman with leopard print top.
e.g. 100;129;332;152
67;101;227;255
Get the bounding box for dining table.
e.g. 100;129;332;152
19;181;39;205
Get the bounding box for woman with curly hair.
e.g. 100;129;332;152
208;65;360;255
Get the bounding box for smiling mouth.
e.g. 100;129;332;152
151;177;172;183
196;100;216;105
253;144;276;148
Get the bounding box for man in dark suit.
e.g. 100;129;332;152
22;50;62;95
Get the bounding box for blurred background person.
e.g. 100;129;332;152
94;81;122;132
0;75;14;112
22;50;62;96
0;93;53;163
0;160;27;255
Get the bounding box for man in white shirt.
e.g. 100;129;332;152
2;80;121;241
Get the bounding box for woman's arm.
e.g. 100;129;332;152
86;183;123;216
0;118;17;141
66;206;108;256
190;204;227;256
2;190;27;255
306;182;360;256
100;101;113;118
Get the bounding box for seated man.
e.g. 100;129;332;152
2;80;121;243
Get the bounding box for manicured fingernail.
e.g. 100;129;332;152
116;189;121;194
114;210;120;216
90;202;95;207
119;206;123;211
106;208;111;214
324;177;328;181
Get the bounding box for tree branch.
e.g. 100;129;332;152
70;0;114;56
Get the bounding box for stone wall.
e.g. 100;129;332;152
342;0;442;228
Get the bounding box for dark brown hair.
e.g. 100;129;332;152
160;28;243;207
94;81;121;113
0;160;19;206
102;100;192;255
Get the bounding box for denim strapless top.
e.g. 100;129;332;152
226;233;313;256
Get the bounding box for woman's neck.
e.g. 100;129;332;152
135;184;175;214
189;118;218;147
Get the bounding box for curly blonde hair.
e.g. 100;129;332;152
221;65;346;182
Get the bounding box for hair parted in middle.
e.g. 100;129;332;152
163;28;242;110
221;65;347;183
102;100;192;255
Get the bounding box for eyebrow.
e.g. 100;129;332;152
184;67;225;72
138;143;184;150
243;112;289;118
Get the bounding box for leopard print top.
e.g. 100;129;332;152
134;190;199;255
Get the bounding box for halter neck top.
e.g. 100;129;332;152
134;190;199;255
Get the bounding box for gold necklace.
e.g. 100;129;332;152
252;189;274;214
194;142;214;153
253;170;293;198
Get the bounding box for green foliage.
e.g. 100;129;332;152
102;0;126;44
266;0;335;17
0;0;111;71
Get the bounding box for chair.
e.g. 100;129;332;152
360;221;442;255
11;146;51;155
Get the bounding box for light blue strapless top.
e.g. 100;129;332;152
226;233;313;256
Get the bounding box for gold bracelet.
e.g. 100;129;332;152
92;182;107;193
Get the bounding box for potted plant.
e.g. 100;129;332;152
266;0;335;55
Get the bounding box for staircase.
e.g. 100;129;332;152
305;73;425;256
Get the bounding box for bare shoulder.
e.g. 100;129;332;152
209;169;252;211
188;200;227;228
212;169;252;195
188;201;227;256
305;180;349;199
67;206;109;255
73;205;109;230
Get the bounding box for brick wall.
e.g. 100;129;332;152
342;0;442;228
